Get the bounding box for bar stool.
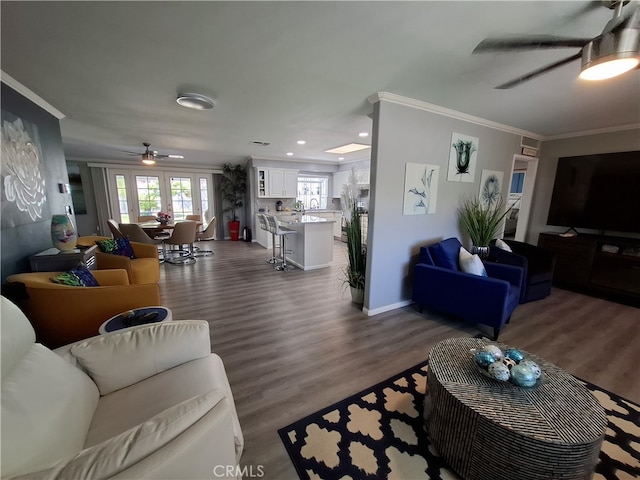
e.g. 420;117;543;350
258;214;279;264
265;215;297;271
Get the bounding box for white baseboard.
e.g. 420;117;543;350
364;300;412;316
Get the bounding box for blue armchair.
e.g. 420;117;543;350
412;238;524;340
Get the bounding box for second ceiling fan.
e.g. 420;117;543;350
123;143;184;165
473;0;640;89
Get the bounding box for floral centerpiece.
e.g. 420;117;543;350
156;212;171;224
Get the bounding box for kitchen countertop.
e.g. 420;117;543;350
280;215;335;224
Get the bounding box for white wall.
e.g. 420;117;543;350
528;128;640;244
365;98;523;314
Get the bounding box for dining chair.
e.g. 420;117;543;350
194;217;216;256
137;215;157;222
162;221;198;265
107;219;124;238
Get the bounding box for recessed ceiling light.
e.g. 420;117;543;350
358;132;369;137
168;154;184;159
297;140;306;145
338;157;345;160
176;93;214;110
286;152;294;156
325;143;371;154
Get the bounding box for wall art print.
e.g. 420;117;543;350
403;163;439;215
1;111;50;228
447;132;478;183
479;169;504;209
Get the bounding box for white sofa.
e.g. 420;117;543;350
1;296;244;479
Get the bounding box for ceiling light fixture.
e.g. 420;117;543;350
141;153;156;166
286;152;294;156
297;140;306;145
579;29;640;81
176;93;215;110
325;143;371;155
358;132;369;137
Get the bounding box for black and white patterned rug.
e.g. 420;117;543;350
278;360;640;480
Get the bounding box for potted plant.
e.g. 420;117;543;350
220;163;247;241
341;170;366;304
458;196;517;257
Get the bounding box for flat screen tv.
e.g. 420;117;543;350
547;150;640;234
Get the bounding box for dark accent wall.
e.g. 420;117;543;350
1;83;72;279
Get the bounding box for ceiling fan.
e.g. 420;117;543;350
122;142;184;165
473;0;640;89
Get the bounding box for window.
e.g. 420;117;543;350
510;172;525;194
115;174;130;223
297;176;328;210
199;178;209;220
169;176;193;220
136;175;162;216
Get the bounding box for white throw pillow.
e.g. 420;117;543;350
70;321;211;395
494;238;512;252
459;247;487;277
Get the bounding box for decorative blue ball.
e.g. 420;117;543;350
510;363;538;387
488;361;510;381
475;351;496;368
520;360;542;379
504;348;525;363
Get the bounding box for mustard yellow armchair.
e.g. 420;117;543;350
77;235;160;284
7;269;161;348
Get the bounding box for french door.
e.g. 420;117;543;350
107;169;213;224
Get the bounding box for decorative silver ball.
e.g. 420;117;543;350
482;345;504;361
488;361;511;382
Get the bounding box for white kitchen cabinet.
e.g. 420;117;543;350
355;168;370;185
332;170;350;198
257;168;298;198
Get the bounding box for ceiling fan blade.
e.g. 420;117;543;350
473;35;592;53
495;52;583;89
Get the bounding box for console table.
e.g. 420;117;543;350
538;232;640;305
29;245;97;272
425;337;607;480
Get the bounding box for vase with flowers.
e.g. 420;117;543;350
156;212;171;225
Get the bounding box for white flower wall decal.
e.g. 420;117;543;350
1;118;47;221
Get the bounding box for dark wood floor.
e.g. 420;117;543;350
159;239;640;480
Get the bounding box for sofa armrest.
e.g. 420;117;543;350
67;320;212;395
95;252;133;272
131;242;159;259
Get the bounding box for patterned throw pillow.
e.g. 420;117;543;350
95;237;136;259
51;265;100;287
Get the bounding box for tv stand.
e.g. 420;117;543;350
539;232;640;306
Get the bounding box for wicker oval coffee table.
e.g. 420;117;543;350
425;337;607;480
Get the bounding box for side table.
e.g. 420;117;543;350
425;337;607;480
98;306;172;334
29;245;97;272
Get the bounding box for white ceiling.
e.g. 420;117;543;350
2;1;639;169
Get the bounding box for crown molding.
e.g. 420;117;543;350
1;71;65;119
368;92;542;140
541;123;640;141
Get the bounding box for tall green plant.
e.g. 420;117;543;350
341;170;366;290
458;196;517;247
220;163;247;221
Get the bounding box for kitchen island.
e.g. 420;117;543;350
278;215;334;270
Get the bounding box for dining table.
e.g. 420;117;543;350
138;220;203;238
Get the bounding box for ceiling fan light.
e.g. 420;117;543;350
579;57;639;80
142;158;156;165
176;93;214;110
